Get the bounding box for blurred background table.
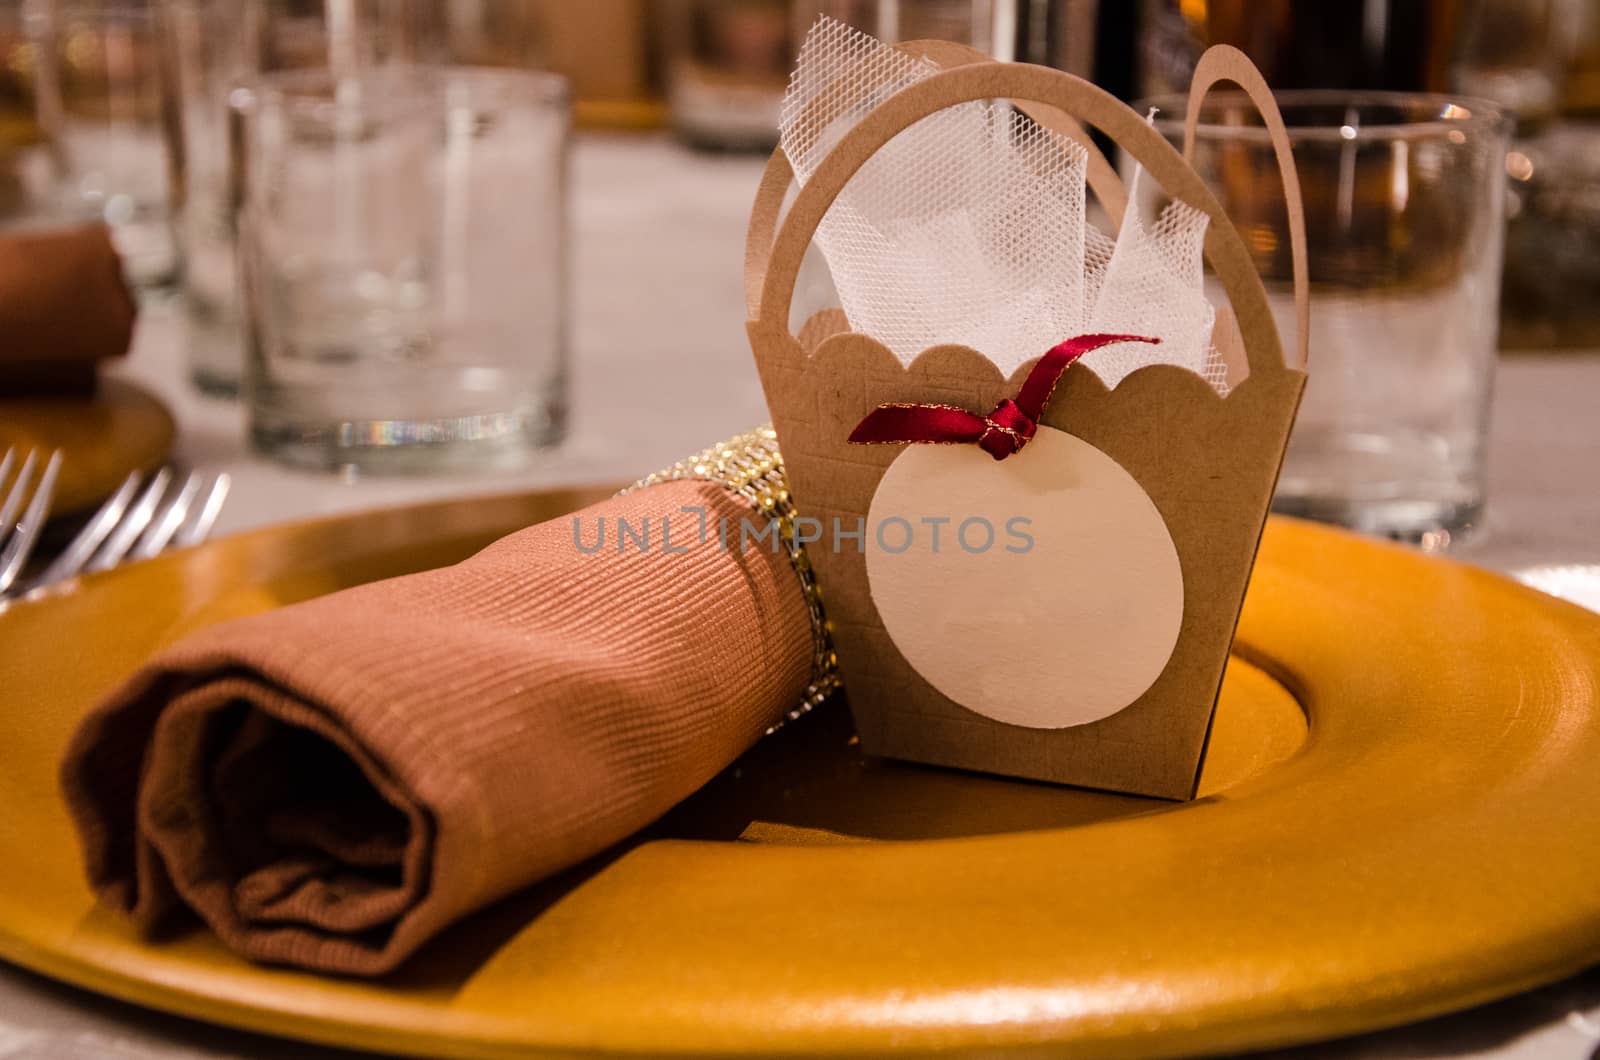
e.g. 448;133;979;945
1;133;1598;1060
105;135;1600;575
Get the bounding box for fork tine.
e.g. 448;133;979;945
32;470;144;590
0;451;62;594
130;472;203;561
0;449;39;533
86;468;172;574
173;473;230;549
0;448;16;497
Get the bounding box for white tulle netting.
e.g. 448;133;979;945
780;17;1228;393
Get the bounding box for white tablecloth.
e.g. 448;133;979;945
3;133;1598;1060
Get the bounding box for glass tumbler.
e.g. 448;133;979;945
32;0;177;288
160;0;257;394
163;0;429;396
163;0;547;397
1143;91;1512;547
234;66;570;473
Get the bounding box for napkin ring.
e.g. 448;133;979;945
623;426;841;732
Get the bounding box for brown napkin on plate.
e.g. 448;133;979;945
60;479;814;975
0;222;137;395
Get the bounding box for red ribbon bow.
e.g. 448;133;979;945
847;333;1160;460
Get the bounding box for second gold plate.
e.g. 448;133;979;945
1;494;1599;1058
0;377;176;515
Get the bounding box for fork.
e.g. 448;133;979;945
0;447;64;596
27;467;232;594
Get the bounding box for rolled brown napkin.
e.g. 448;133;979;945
0;222;137;396
61;466;817;975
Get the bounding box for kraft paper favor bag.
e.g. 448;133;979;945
744;23;1310;799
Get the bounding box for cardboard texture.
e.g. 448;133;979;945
745;48;1309;799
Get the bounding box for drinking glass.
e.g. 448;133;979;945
32;0;177;288
160;0;256;393
234;66;570;473
162;0;547;396
388;0;545;68
1142;91;1512;548
162;0;407;395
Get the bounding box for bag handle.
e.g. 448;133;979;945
1184;45;1309;370
749;57;1303;381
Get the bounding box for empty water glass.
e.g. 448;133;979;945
1144;91;1512;548
160;0;254;393
234;66;570;473
33;0;177;288
162;0;546;396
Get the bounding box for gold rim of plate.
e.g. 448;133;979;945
2;491;1599;1059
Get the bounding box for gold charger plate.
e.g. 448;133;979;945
3;492;1600;1059
0;378;176;516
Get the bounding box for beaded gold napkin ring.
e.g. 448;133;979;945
624;426;840;732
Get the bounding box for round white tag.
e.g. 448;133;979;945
864;426;1184;729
